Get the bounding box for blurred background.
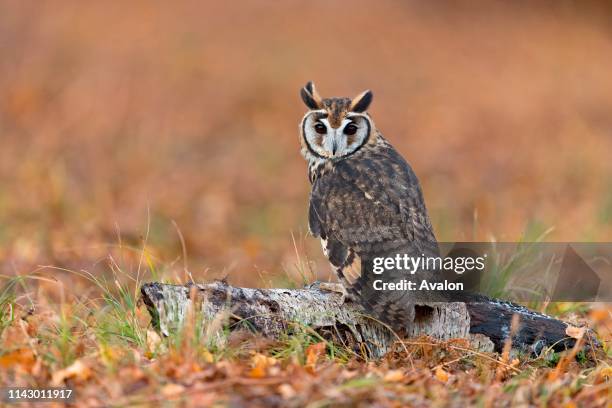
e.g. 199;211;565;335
1;1;612;291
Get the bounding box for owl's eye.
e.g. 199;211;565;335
344;123;358;135
314;123;327;134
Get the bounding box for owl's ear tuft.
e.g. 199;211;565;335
300;81;322;110
350;90;373;113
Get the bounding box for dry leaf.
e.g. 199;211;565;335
249;353;277;378
435;366;449;383
52;359;92;385
0;348;36;371
598;367;612;382
162;383;185;398
249;364;266;378
99;343;119;366
19;318;36;338
383;369;405;382
253;353;277;367
278;383;296;399
305;342;326;373
201;349;214;364
565;326;585;340
147;329;162;352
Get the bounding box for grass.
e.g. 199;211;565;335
0;262;609;406
0;217;609;407
477;222;555;300
0;277;18;338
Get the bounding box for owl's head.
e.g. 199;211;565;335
299;81;375;162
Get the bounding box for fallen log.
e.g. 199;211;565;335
140;281;591;358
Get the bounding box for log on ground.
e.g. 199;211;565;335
140;281;590;358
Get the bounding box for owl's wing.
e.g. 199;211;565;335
309;146;440;327
310;146;438;260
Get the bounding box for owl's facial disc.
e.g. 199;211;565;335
302;112;371;160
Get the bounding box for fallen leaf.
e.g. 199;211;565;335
0;348;36;371
19;318;37;338
383;369;405;382
162;383;185;398
147;329;162;352
435;366;449;383
249;353;277;378
52;359;92;385
305;342;326;373
278;383;296;399
565;326;585;340
201;349;214;363
99;343;119;366
598;367;612;382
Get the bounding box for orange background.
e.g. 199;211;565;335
2;1;612;289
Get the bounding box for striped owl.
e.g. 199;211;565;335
299;81;443;329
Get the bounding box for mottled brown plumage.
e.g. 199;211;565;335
299;81;442;329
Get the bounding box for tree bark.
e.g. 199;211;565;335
140;281;590;358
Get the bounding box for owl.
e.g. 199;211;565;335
299;81;443;329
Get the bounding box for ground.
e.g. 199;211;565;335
1;260;610;407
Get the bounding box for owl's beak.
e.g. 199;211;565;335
323;129;344;158
329;129;345;157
